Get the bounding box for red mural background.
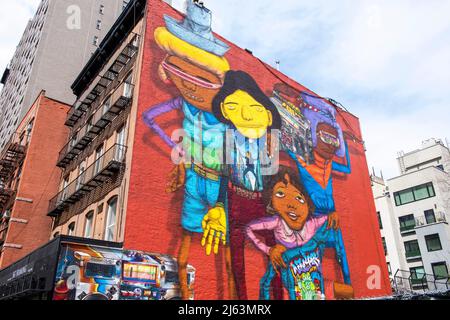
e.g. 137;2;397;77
124;0;392;299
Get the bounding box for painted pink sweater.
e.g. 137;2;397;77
246;215;328;255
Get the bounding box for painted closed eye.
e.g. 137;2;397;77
275;191;285;198
224;103;238;111
251;105;264;112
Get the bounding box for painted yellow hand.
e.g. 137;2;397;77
201;205;227;256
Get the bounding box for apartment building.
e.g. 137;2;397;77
49;0;146;244
0;0;131;150
373;138;450;293
371;173;408;286
0;92;70;268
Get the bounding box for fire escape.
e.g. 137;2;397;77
56;33;140;168
0;133;28;248
47;33;139;217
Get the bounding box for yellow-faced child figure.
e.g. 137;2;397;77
210;70;283;300
220;89;274;140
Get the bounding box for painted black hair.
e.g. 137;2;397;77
212;70;282;130
262;166;315;216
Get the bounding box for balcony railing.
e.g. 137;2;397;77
57;81;134;167
0;132;29;174
48;144;127;216
400;223;416;233
393;269;449;293
415;212;448;227
0;133;29;211
65;33;140;127
405;250;421;259
0;186;15;212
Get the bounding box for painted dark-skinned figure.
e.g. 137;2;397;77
207;70;283;300
245;156;353;300
273;84;349;226
291;91;351;220
142;1;236;300
272;83;342;229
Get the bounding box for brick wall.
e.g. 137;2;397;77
0;93;70;268
123;0;392;300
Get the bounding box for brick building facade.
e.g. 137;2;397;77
0;92;69;268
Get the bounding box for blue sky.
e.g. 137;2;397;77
1;0;449;178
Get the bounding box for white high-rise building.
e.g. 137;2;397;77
371;173;408;286
0;0;130;150
372;138;450;293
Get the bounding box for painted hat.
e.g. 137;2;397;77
163;0;230;57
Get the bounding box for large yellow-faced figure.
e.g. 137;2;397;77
221;90;273;139
212;71;281;139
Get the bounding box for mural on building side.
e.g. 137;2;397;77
120;250;195;300
143;0;354;300
53;244;122;301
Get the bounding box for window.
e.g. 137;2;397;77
394;182;436;206
410;266;426;285
61;175;69;201
19;131;26;146
425;234;442;252
382;237;387;256
102;95;111;115
395;189;414;205
387;263;392;276
68;222;76;236
93;36;99;46
94;144;104;175
87;116;93;132
404;240;421;258
96;19;102;30
432;262;448;280
99;4;105;14
84;211;94;238
70;131;78;148
123;72;133;98
76;160;86;190
377;212;383;230
399;214;415;232
26;119;33;143
115;126;126;160
105;197;118;241
425;209;436;224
